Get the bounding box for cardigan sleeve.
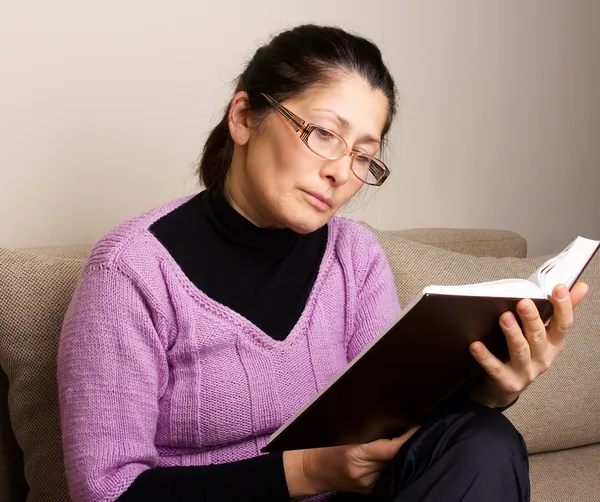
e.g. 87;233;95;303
57;264;170;501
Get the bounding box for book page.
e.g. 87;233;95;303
532;236;600;296
425;236;599;299
424;278;545;299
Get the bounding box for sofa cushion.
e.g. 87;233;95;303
370;229;600;454
0;247;89;502
529;443;600;502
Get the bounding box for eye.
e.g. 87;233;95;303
315;128;336;141
354;154;371;165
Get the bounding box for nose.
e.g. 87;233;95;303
320;154;353;187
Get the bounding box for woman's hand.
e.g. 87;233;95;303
283;426;420;499
469;282;589;408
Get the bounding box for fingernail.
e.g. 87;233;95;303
502;313;516;328
556;285;569;299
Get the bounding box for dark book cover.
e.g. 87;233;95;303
262;294;553;452
262;238;599;452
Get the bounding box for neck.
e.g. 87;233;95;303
223;153;284;229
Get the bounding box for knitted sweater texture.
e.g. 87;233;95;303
57;197;401;502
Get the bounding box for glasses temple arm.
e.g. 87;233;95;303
261;93;306;132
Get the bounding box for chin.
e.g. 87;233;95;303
283;209;332;235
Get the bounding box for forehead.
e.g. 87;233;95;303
287;74;389;138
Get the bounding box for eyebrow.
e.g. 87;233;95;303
311;107;381;145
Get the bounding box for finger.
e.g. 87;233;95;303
360;426;420;461
355;472;383;494
470;341;516;391
544;283;587;328
570;282;589;309
498;312;532;371
397;425;420;444
516;298;549;361
358;440;399;462
547;284;575;346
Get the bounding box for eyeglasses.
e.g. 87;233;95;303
261;93;390;186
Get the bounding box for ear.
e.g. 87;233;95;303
228;91;252;146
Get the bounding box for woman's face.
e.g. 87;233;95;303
227;72;390;234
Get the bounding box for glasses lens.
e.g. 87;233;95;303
351;155;387;185
306;127;347;160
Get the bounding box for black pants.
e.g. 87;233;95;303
332;399;530;502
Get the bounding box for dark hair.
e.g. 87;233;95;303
197;24;397;189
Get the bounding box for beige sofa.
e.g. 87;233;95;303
1;227;599;502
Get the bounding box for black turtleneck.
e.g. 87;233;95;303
116;184;328;501
149;183;328;340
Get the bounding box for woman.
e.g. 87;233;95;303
58;25;588;502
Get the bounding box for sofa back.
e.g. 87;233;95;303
2;227;598;502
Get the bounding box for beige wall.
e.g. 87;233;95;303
1;0;599;256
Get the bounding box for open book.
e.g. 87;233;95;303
262;236;600;453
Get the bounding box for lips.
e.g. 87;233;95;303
303;190;333;209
